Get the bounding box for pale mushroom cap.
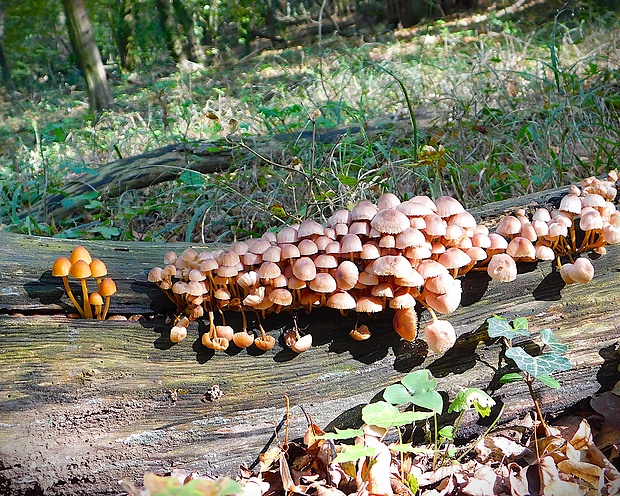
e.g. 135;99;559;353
349;221;371;237
371;208;410;234
237;270;259;290
334;260;359;290
397;200;434;217
327;291;357;310
328;209;351;226
217;265;239;278
571;257;595;284
449;211;478;229
358;270;380;286
579;210;603;231
280;243;301;260
424;273;457;295
465;246;488;262
559;193;581;215
249;239;271;255
434;196;465;218
163;251;177;265
308;272;337;294
371;255;413;278
532;208;552;223
581;193;606;209
424;320;457;354
379;234;396;249
603;224;620;244
535;244;556;261
258;261;282;280
394;267;424;287
519;224;538;242
314;254;339;270
411;195;437;211
187;280;206;297
276;226;299;244
291;334;313;353
292;257;317;281
268;288;293;306
390;290;417;310
219;250;241;267
360;242;381;260
230;241;249;255
148;267;164;283
423;214;447;237
495;215;522;237
340;234;363;254
488;232;509;251
439;248;471;269
200;258;219;272
351;200;378;221
325;241;342;255
377;192;401;209
487;253;517;282
315;235;333;252
424;281;462;314
170;325;188;343
180;248;198;263
261;245;282;263
298;218;324;238
416;259;450;279
395;228;426;249
188;268;206;281
172;281;188;294
506;237;536;260
298;239;318;256
371;282;395;298
355;296;384;313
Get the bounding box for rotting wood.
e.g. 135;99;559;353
1;195;619;495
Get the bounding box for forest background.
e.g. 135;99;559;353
1;0;619;243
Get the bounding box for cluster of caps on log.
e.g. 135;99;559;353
52;246;117;320
148;171;619;355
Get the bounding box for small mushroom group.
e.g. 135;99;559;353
149;171;619;354
52;246;117;319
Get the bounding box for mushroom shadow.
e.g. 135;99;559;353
24;271;70;309
428;323;492;378
459;270;490;307
532;270;565;301
595;343;620;394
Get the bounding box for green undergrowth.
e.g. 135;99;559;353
1;1;619;241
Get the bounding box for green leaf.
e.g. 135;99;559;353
439;425;455;440
505;347;572;379
537;375;562;389
487;315;530;339
383;384;413;405
319;428;364;440
539;329;568;354
500;372;523;384
400;370;443;413
92;225;121;239
333;444;376;463
362;402;434;429
388;443;431;453
406;474;419;495
448;388;495;417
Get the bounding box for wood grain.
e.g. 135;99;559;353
0;208;619;494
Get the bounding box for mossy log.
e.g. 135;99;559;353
1;194;619;495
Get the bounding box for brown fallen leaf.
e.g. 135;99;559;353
591;391;620;450
462;464;496;496
539;456;584;496
475;435;531;463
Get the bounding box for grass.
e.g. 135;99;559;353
1;0;619;242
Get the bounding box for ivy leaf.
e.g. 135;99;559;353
500;372;523;384
319;428;364;440
439;425;455;440
384;384;414;406
505;347;572;378
448;388;495;417
400;370;443;413
362;402;433;429
539;329;568;354
487;315;530;339
537;374;562;389
333;444;376;464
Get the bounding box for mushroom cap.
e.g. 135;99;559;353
237;271;259;290
268;288;293;306
390;290;417;310
276;226;299;244
532;208;552;223
292;257;317;281
394;267;424;287
449;211;477;229
254;335;276;351
308;273;337;294
328;209;351;226
334;260;359;290
187;280;206;296
298;219;324;238
315;235;333;252
355;296;384;313
434;196;465;218
371;282;395;299
327;291;357;310
603;224;620;244
581;193;605;209
488;232;509;251
506;236;536;260
412;195;437;211
360;242;381;260
370;208;410;234
416;259;449;279
392;307;418;341
217;265;239;278
249;239;271;255
395;228;426;249
424;320;457;354
52;257;72;277
291;334;313;353
70;246;92;265
258;261;282;280
188;268;206;281
170;325;188;343
423;281;462;314
424;273;457;295
438;247;472;269
559;193;582;215
172;281;188;294
495;215;522;237
349;221;370;237
579;210;603;231
351;200;378;221
280;243;301;260
230;241;249;255
298;239;318;256
70;259;92;279
358;270;380;286
325;241;342;255
570;257;595;284
377;192;401;210
98;278;117;297
534;243;556;261
219;250;241;267
261;245;282;263
89;259;108;278
200;258;219;272
371;255;413;278
180;248;198;263
397;200;434;217
314;254;339;270
340;234;363;254
233;331;255;348
89;291;104;306
423;214;447;237
163;251;177;265
487;253;517;282
350;324;371;341
148;267;164;283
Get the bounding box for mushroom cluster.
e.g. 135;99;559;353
52;246;117;319
149;172;619;354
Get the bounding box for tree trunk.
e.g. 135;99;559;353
171;0;206;63
115;0;136;71
156;0;186;63
0;0;15;93
61;0;114;113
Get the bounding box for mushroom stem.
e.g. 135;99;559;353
62;277;86;318
81;279;93;319
240;306;248;332
101;297;111;320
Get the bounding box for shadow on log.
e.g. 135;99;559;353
1;190;619;494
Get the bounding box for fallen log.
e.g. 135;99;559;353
22;116;439;222
1;190;619;495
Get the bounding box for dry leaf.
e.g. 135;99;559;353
475;435;530;463
539;456;584;496
357;435;393;496
462;464;496;496
591;392;620;449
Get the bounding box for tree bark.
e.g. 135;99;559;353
61;0;114;113
156;0;186;63
171;0;206;63
0;0;15;93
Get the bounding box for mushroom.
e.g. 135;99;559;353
89;291;104;319
52;256;85;317
392;307;418;341
98;278;117;320
70;259;93;318
424;319;457;354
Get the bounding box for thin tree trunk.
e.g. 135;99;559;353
115;0;136;71
61;0;114;113
156;0;185;63
0;0;15;93
171;0;205;63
